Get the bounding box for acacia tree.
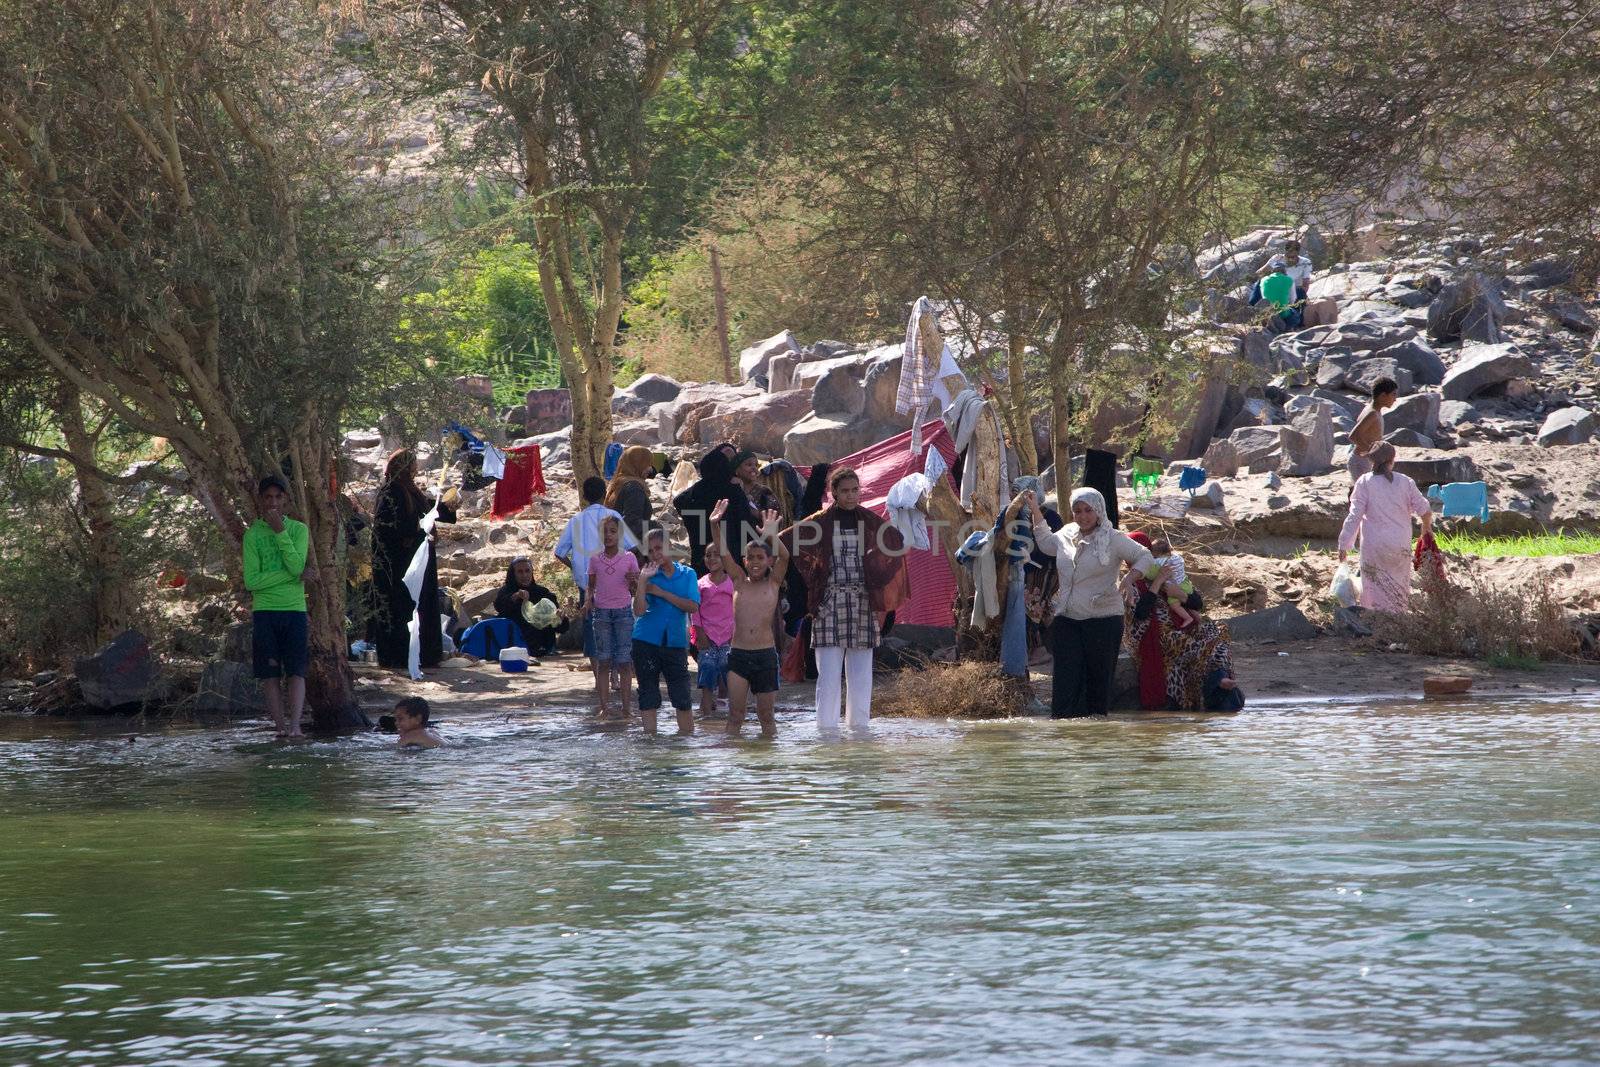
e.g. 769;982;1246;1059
0;2;406;727
1265;0;1600;271
363;0;740;481
780;0;1264;472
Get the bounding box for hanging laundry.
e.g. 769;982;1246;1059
1178;466;1207;493
444;420;487;453
602;441;624;479
490;444;546;518
1083;449;1121;529
898;296;944;451
886;472;933;550
923;447;948;485
481;442;507;481
955;529;1000;628
1427;481;1490;524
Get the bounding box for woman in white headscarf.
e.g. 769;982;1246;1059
1026;487;1160;717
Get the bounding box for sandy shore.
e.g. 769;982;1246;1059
362;636;1600;723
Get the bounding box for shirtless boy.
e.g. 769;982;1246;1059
1348;376;1399;483
708;499;790;739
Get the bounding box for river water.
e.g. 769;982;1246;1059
2;696;1599;1065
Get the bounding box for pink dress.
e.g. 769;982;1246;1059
1338;471;1431;613
693;574;736;647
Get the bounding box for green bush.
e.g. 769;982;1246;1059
401;242;562;407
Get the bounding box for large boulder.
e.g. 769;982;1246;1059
1440;343;1535;401
1385;391;1441;437
1311;388;1365;419
1537;407;1596;447
1438;400;1481;428
792;351;879;394
611;418;660;447
784;413;903;467
452;374;495;404
1383;428;1434;449
811;364;867;418
1286;402;1335;476
1286;394;1353;435
194;660;265;716
1087;394;1146;455
1225;603;1320;643
738;330;801;382
862;350;914;426
1428;274;1505;344
1390;448;1480;489
653;381;762;445
74;630;167;711
766;353;800;392
1202;437;1240;478
1371;338;1447;385
1169;371;1232;460
1306;270;1386;302
1541;296;1598;335
697;390;815;457
1345;357;1413;397
1228;425;1310;475
522;388;573;436
1326;320;1417;354
619;373;681;406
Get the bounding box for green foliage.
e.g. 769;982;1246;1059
401;242;562;407
1436;530;1600;558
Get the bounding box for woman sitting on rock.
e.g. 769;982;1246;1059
1338;442;1433;614
1123;532;1242;712
494;556;568;657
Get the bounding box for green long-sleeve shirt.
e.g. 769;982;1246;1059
243;517;309;613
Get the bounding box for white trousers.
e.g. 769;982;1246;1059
815;646;874;733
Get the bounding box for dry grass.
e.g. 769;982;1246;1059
874;658;1035;719
1372;562;1582;663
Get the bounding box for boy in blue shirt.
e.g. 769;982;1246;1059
631;528;700;736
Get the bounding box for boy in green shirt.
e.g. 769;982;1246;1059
243;475;311;738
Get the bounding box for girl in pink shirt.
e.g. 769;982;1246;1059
693;540;736;718
582;517;640;719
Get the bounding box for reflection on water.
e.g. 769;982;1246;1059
2;697;1599;1065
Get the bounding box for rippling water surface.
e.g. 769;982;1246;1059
3;696;1600;1065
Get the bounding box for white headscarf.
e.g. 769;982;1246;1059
1065;487;1114;567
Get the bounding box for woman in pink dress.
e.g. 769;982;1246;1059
1337;443;1434;614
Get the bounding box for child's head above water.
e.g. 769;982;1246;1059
394;696;430;732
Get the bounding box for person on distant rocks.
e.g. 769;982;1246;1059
604;444;656;545
673;446;753;574
1338;442;1434;615
494;556;568;658
1026;486;1160;718
244;474;311;738
1348;376;1400;483
1250;238;1313;305
710;500;790;740
783;467;906;736
370;449;458;672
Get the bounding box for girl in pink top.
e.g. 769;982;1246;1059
693;540;736;718
1338;443;1434;614
581;517;640;719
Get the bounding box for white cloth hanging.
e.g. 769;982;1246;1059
899;297;943;454
402;493;441;681
886;472;933;551
481;443;507;481
923;447;948;485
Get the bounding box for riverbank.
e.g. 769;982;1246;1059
350;637;1600;725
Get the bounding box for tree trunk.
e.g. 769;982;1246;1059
1049;373;1074;488
57;390;137;644
1006;333;1040;475
709;244;733;383
288;436;368;733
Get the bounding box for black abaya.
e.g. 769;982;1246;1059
371;482;457;669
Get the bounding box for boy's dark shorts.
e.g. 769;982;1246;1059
728;646;780;695
253;610;309;679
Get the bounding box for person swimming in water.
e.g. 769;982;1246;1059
393;696;442;749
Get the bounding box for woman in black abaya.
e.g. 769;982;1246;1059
370;448;457;670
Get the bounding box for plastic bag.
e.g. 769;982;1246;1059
1328;563;1361;608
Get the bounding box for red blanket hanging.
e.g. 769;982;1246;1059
491;444;546;519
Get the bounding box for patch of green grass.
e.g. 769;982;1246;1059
1486;651;1542;672
1435;530;1600;558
